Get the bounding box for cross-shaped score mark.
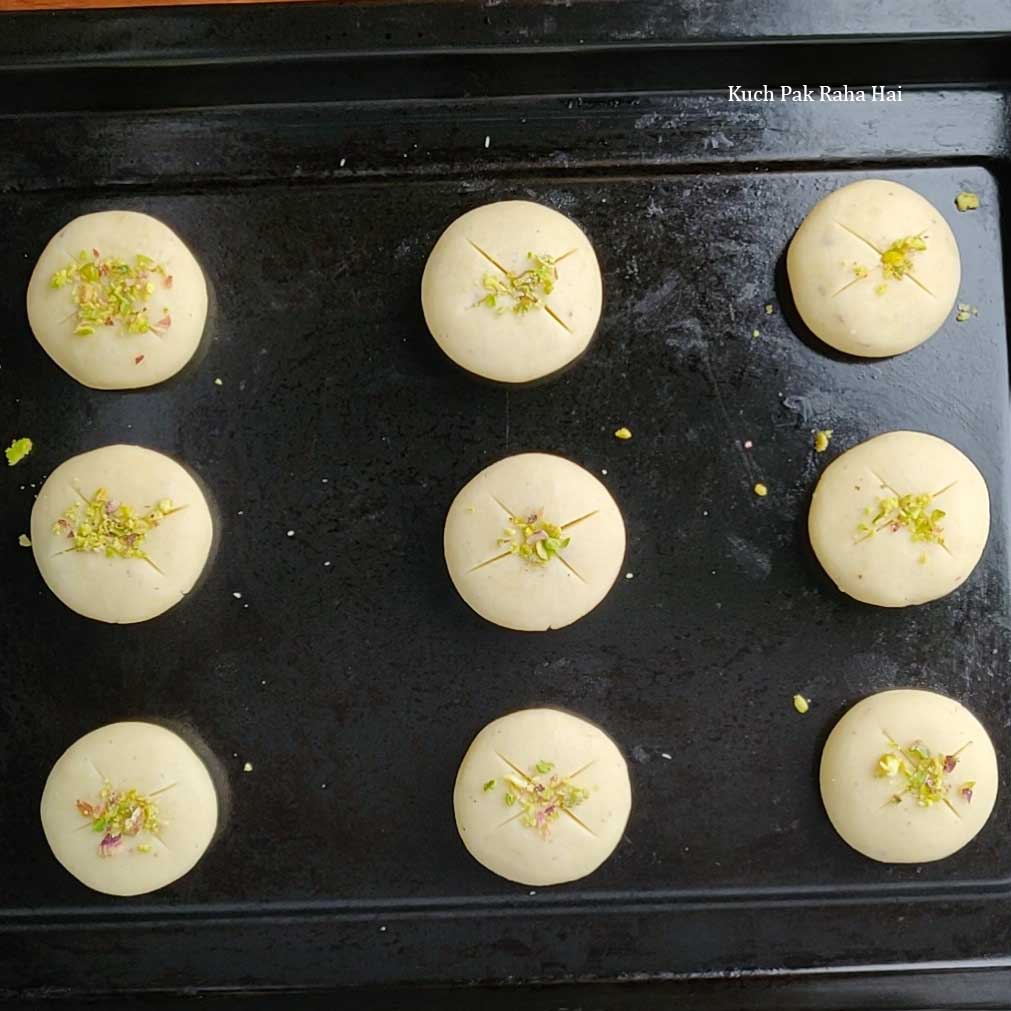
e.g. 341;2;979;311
492;751;598;837
830;220;936;299
465;494;600;582
467;239;577;333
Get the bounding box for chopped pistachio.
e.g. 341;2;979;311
813;429;833;453
764;303;774;315
483;779;496;792
877;740;965;807
955;191;980;212
53;487;180;562
477;252;558;314
49;249;171;338
754;483;768;497
955;303;978;323
492;760;589;838
853;264;869;279
75;780;160;858
792;694;810;714
214;377;223;386
243;761;254;773
17;534;31;548
874;283;887;296
5;437;32;467
499;510;571;567
137;843;153;854
880;234;927;281
858;492;945;545
614;427;632;440
751;329;760;338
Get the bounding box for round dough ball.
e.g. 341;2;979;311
41;721;219;896
820;689;997;864
809;431;989;607
787;179;960;357
27;211;208;389
422;200;602;383
454;708;631;886
444;453;625;631
31;444;214;624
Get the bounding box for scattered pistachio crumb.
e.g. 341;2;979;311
813;429;833;453
5;437;32;467
614;426;632;441
751;329;760;338
955;191;980;212
793;694;810;714
214;378;223;386
483;779;496;792
918;552;928;565
137;843;152;854
955;303;978;323
243;762;253;773
18;534;31;548
764;304;774;315
754;483;768;497
874;283;887;296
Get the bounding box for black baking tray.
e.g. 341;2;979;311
2;4;1011;1007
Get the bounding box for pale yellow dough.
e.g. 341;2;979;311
421;200;602;382
820;689;997;864
787;179;960;357
31;444;214;623
454;708;631;886
444;453;625;631
41;721;219;896
808;431;989;607
27;211;208;389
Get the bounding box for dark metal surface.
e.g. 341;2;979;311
1;5;1011;1006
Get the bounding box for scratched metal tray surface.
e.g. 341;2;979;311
2;4;1011;1005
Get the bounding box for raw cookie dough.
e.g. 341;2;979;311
421;200;603;383
27;210;208;389
808;431;989;607
31;444;214;624
444;453;625;630
820;689;997;863
454;708;631;886
41;721;219;895
787;179;960;357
